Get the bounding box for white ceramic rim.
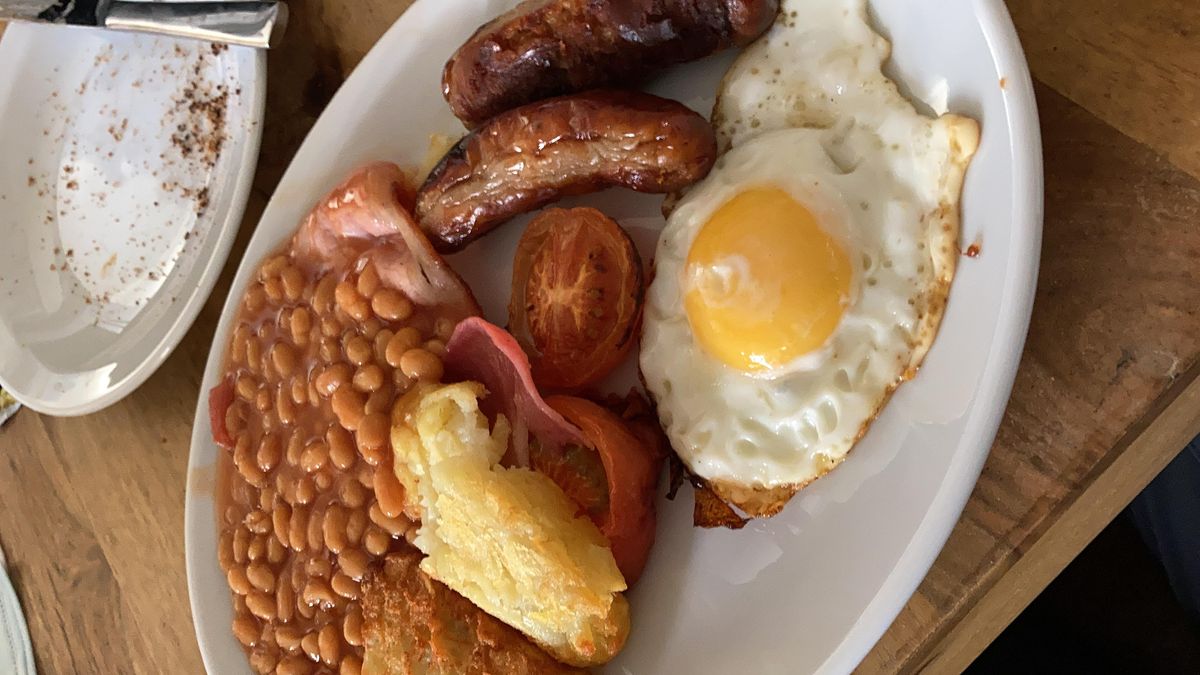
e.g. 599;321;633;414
185;0;1044;670
0;36;267;417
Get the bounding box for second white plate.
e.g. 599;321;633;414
0;25;264;416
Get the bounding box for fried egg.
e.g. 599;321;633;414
640;0;979;516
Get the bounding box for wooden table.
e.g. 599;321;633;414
2;1;1199;673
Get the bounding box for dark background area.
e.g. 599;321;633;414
968;514;1200;674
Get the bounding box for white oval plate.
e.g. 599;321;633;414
186;0;1042;672
0;25;264;416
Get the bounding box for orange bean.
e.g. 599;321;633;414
255;385;272;412
248;534;268;562
303;578;336;609
288;505;309;551
320;316;341;339
434;317;457;341
338;549;369;582
290;377;307;405
344;335;372;367
364;525;391;556
327;426;357;471
319;623;341;666
360;317;383;340
231;324;250;364
267;536;287;565
233;524;251;563
332;387;366;431
359;444;386;467
356;263;380;298
232;614;259;647
301;631;321;662
392;368;414;393
244;284;267;314
245;509;272;535
364;385;393;415
228;565;253;595
323;504;349;554
251;650;279;673
330;570;359;600
296;595;315;620
371;288;413;322
257;435;281;472
245;338;263;375
335;281;362;316
277;388;297;426
384;327;421;367
316;362;353;397
344;508;368;547
277;654;313;675
290;307;312;346
300;440;330;474
356;412;389;451
295;476;316;506
341;654;362;675
247;562;275;593
264;276;284;302
276;305;292;331
285;431;304;467
399;348;443;382
348;299;373;322
272;503;291;546
238;452;267;488
307;504;325;551
272;342;298;378
276;623;302;651
423;338;446;358
280;265;305;301
306;555;332;579
236;374;257;401
261;254;289;278
339;479;368;509
313;274;337;315
370;502;412;538
258;486;276;512
225;398;247;437
246;591;276;621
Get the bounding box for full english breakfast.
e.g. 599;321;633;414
209;0;979;671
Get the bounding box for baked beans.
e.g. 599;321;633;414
216;247;439;673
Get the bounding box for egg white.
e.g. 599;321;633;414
640;0;979;510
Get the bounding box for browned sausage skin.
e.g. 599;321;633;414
443;0;780;127
416;90;718;253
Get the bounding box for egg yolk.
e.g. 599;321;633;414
684;187;852;373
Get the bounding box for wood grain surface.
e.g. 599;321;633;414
1;1;1198;673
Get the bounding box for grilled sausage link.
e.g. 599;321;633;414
416;90;718;252
443;0;780;127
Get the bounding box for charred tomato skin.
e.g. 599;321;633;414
509;207;644;391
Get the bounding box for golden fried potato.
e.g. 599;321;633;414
389;382;629;667
362;551;586;675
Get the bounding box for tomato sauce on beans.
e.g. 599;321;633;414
215;242;449;675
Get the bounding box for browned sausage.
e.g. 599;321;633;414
415;90;718;253
443;0;780;127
